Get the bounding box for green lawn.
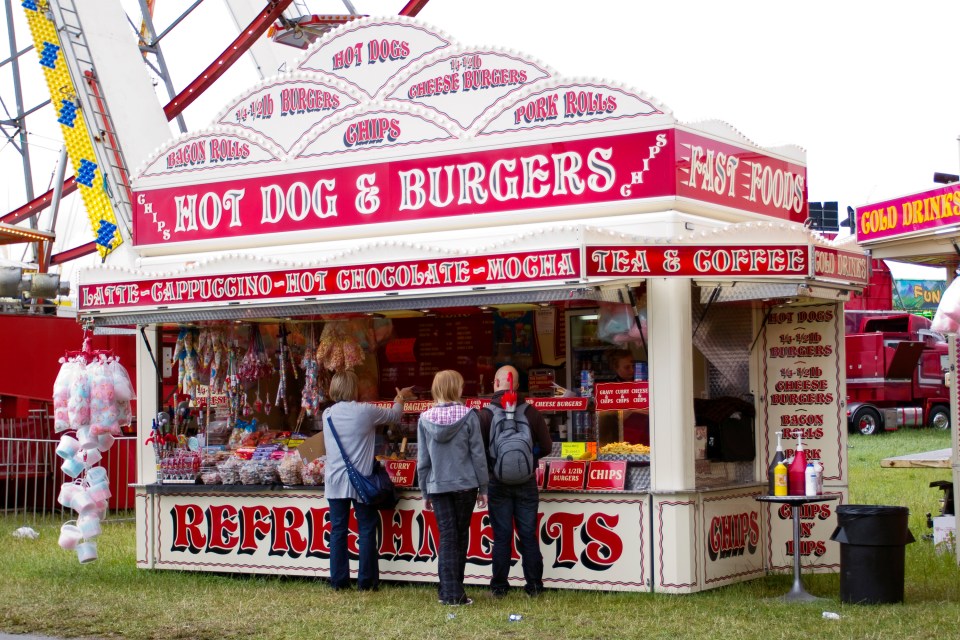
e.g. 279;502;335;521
2;428;958;640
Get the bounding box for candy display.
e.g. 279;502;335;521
278;453;304;485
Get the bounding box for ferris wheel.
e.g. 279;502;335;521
0;0;429;306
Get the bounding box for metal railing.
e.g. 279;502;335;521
1;417;137;524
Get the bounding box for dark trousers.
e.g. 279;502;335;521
488;478;543;594
431;489;478;604
328;498;380;590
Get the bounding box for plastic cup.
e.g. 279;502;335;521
82;448;102;468
96;433;115;452
58;522;82;550
87;484;111;502
57;482;81;509
77;427;99;451
61;456;85;479
86;466;108;484
55;435;81;461
76;540;98;564
77;514;102;539
71;491;95;514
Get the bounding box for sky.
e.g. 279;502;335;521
2;0;959;281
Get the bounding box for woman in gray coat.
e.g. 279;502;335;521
417;369;489;606
323;371;414;591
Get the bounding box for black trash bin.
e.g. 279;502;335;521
830;505;915;604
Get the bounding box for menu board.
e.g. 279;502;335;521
761;304;844;482
378;313;494;398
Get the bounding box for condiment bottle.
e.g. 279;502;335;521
787;434;807;496
804;462;818;496
773;460;788;496
767;431;785;495
813;460;824;495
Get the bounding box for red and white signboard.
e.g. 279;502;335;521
133;131;674;247
594;382;649;411
811;247;870;285
78;248;580;311
586;245;809;278
147;490;650;591
382;459;417;488
760;304;845;483
547;461;587;490
676;130;807;221
585;461;627;491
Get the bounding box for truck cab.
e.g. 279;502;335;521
845;312;950;435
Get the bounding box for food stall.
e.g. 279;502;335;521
854;183;960;564
75;16;868;592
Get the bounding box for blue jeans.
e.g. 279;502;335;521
328;498;379;590
431;489;478;604
487;478;543;594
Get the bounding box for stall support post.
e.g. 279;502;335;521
950;334;960;567
648;278;695;491
137;325;160;486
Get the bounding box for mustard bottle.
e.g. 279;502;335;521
773;460;788;496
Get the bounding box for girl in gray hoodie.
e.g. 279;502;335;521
417;369;489;606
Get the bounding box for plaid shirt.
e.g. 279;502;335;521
421;402;470;425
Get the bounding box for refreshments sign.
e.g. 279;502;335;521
857;182;960;243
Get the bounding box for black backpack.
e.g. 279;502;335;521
487;403;535;484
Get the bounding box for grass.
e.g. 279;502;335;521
2;428;958;640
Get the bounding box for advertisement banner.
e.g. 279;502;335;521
894;279;945;311
150;490;650;591
133;131;674;247
586;245;809;278
857;183;960;243
78;248;580;311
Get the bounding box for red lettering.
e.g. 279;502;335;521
270;506;307;557
239;505;271;554
581;513;622;569
207;504;239;554
543;512;584;568
171;503;206;552
380;508;419;560
306;507;331;558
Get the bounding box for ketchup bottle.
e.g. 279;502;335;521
787;434;807;496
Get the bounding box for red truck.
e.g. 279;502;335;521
845;311;951;435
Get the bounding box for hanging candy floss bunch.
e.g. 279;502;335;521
66;361;91;430
53;358;81;433
87;357;119;437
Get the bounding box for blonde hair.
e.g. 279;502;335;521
431;370;464;404
328;371;359;402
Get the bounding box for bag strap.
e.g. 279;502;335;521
326;414;356;470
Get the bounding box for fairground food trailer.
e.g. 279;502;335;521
855;183;960;566
76;17;868;592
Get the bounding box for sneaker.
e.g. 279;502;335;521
490;589;508;599
440;597;474;606
525;587;544;597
